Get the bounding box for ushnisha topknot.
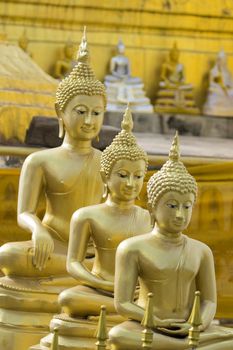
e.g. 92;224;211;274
100;104;148;177
56;27;106;111
147;131;198;208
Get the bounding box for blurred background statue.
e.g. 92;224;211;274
203;50;233;117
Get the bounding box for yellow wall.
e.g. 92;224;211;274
1;0;233;106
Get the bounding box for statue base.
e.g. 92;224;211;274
155;86;200;115
0;308;52;350
30;313;124;350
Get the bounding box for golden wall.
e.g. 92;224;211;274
1;0;233;106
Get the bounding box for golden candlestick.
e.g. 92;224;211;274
188;291;202;349
50;327;59;350
141;293;154;349
96;305;108;350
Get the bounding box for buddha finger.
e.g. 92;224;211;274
41;245;50;270
36;243;44;270
38;244;46;271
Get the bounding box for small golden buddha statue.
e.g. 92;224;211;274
155;42;199;114
104;40;153;113
35;106;151;350
53;40;76;79
109;133;233;349
0;28;106;349
203;50;233;117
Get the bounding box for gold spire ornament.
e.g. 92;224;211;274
147;131;197;209
95;305;108;350
141;293;154;349
188;291;202;349
50;327;59;350
100;104;148;177
56;27;106;111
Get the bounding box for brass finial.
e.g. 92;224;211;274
141;293;154;349
77;26;89;63
50;327;59;350
121;103;134;133
169;131;180;162
188;291;202;349
95;305;108;350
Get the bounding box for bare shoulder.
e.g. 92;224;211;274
23;147;61;167
187;236;213;258
117;232;153;255
71;203;105;224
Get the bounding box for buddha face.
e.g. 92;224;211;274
153;191;195;234
61;94;104;140
106;159;146;203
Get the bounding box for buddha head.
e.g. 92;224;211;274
100;105;148;203
169;42;180;63
147;132;197;234
55;27;107;140
117;39;125;55
216;49;227;69
64;40;75;60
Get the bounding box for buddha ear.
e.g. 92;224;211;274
100;170;107;184
55;102;64;120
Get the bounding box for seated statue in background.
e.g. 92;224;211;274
0;29;106;317
155;42;199;114
109;133;233;349
105;40;153;113
36;106;151;350
203;50;233;117
53;40;76;79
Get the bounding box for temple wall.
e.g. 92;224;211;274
1;0;233;107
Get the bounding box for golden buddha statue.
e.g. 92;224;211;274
34;106;151;350
53;40;76;79
203;50;233;117
155;42;199;114
109;133;233;349
104;40;153;113
0;28;106;350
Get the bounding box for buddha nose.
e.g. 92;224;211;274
84;112;92;125
176;206;184;220
126;175;134;187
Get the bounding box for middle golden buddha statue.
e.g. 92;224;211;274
109;133;233;349
0;28;106;350
154;42;199;114
34;106;151;350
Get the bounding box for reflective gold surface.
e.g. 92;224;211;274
0;29;106;350
109;134;233;349
34;106;151;349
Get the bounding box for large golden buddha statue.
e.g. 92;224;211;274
109;133;233;349
34;106;151;350
104;40;153;113
155;42;199;114
0;29;106;350
53;40;76;79
203;50;233;117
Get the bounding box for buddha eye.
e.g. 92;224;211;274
167;203;177;209
92;111;100;116
135;174;143;179
118;172;127;178
75;109;86;115
184;204;192;209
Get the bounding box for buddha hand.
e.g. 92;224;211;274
32;227;54;271
169;321;192;336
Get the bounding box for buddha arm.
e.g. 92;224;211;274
196;246;217;330
17;154;45;234
67;210;114;292
115;241;166;326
